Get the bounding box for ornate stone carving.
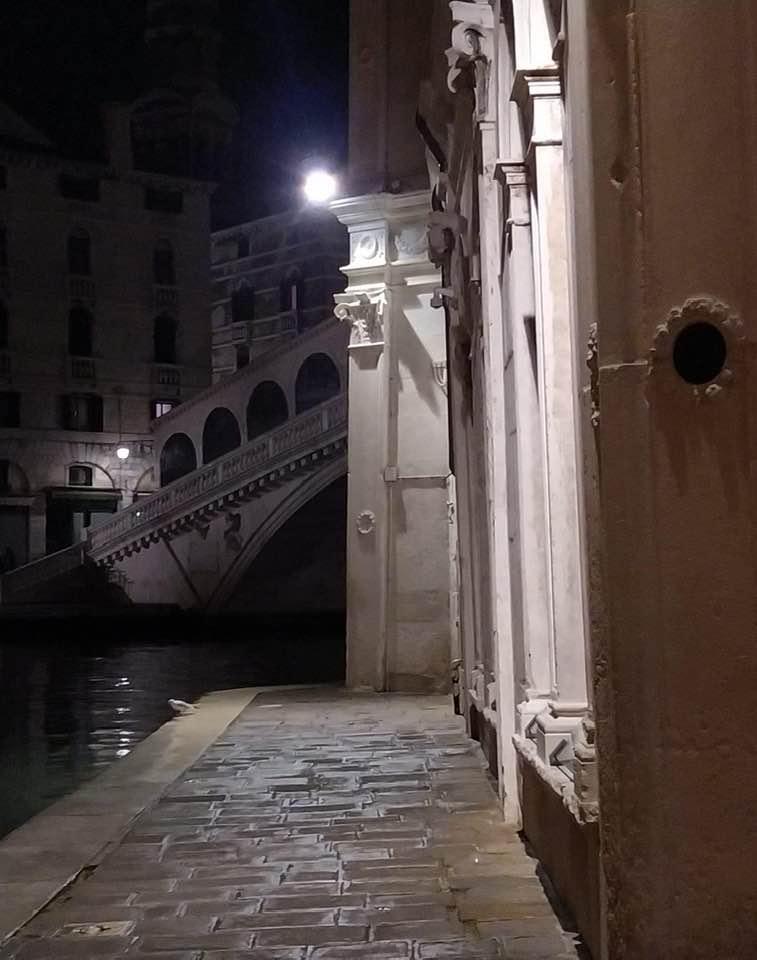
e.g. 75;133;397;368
351;229;385;265
393;224;427;261
446;1;495;120
432;360;448;395
224;511;242;552
334;293;385;347
649;296;742;399
356;510;376;536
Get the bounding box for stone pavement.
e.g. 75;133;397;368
0;689;583;960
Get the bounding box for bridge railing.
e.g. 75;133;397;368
0;541;87;605
88;392;347;556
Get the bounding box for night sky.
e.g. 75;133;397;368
0;0;349;226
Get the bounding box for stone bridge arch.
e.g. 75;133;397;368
206;456;347;611
202;407;242;464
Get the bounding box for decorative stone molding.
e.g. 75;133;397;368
648;296;743;400
432;360;448;394
356;510;376;536
334;292;385;349
446;1;495;121
495;162;530;250
511;68;563;157
392;223;427;262
350;228;386;266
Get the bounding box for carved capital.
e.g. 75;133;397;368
446;1;495;121
334;292;385;348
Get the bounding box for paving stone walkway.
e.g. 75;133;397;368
0;689;582;959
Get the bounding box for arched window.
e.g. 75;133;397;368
68;306;93;357
295;353;341;414
153;239;175;285
67;229;91;275
154;314;177;364
202;407;242;464
281;270;304;314
160;433;197;486
231;282;255;324
247;381;288;440
0;301;7;349
236;344;250;370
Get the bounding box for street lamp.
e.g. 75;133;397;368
303;170;338;205
116;446;130;461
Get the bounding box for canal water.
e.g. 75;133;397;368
0;613;344;840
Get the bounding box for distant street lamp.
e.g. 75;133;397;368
303;170;338;205
116;446;130;461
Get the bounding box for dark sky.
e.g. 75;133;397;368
0;0;349;226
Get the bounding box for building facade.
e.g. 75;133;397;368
0;0;235;570
343;1;757;956
210;211;348;381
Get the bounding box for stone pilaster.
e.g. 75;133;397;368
331;191;451;693
512;67;588;759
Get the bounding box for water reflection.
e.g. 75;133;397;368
0;616;344;840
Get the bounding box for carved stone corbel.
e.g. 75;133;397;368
446;1;495;121
334;292;386;348
427;211;467;269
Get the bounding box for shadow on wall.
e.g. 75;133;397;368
224;475;347;616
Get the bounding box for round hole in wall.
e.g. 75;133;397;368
672;321;727;384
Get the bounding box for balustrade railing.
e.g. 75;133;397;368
88;392;347;555
0;542;87;604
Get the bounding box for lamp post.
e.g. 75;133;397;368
303;170;338;206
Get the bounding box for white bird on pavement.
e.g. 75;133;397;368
168;699;196;715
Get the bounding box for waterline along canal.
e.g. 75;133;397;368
0;613;344;840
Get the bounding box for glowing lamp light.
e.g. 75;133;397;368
116;446;130;461
303;170;338;205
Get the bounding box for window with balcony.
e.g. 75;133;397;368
68;465;93;487
67;229;91;275
59;174;100;202
60;394;103;432
152;399;176;420
153;314;177;364
145;187;183;214
153;240;176;285
0;391;20;428
281;270;304;316
68;306;93;357
231;283;255;324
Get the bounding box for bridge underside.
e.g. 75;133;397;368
101;454;346;611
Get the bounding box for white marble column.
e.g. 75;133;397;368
496;161;552;728
513;69;588;757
